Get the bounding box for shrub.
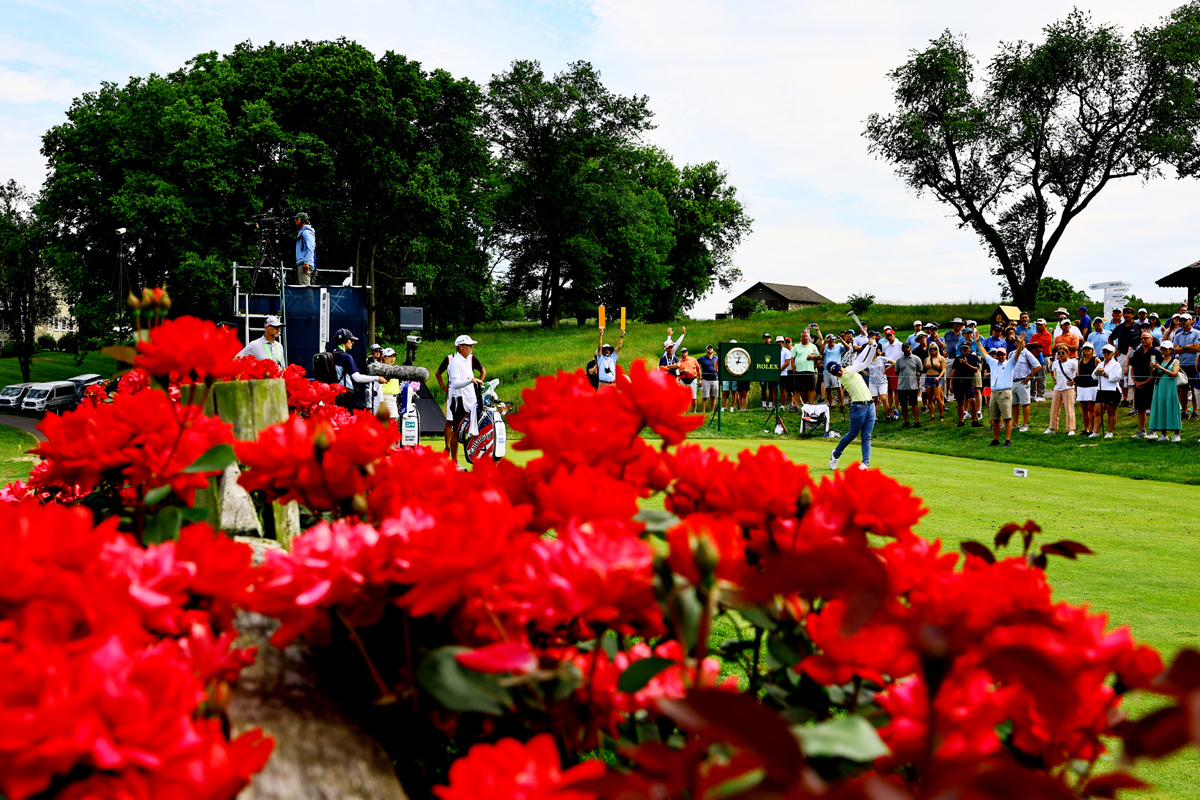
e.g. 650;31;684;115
730;296;765;319
58;332;79;353
0;341;15;358
37;334;56;351
847;292;876;316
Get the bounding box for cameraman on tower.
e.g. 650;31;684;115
294;212;315;285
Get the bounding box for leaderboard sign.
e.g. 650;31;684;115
717;342;782;382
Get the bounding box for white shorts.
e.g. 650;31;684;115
701;380;719;398
1116;354;1129;387
445;399;453;421
870;383;886;397
824;372;841;389
1076;386;1098;402
684;380;698;399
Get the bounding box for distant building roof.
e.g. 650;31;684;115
1156;260;1200;288
743;282;834;305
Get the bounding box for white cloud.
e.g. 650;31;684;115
4;0;1199;309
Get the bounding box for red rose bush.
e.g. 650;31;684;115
4;302;1195;799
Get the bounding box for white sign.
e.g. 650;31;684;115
404;281;416;296
1090;282;1133;320
1013;468;1029;478
318;288;330;352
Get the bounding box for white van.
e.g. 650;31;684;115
22;381;78;414
67;373;106;402
0;383;33;410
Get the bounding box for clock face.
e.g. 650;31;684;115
725;346;751;376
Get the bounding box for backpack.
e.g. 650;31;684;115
313;351;337;384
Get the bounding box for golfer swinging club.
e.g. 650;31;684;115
828;339;877;470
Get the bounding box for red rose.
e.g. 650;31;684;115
134;316;244;383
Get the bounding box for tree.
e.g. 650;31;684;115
730;295;764;319
38;40;492;340
486;60;657;327
865;5;1200;308
847;293;876;316
0;181;59;382
1033;276;1090;305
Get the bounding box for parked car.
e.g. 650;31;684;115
22;381;78;414
0;383;34;410
66;373;106;402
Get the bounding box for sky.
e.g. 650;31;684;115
4;0;1200;317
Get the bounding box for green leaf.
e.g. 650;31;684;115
736;606;778;631
143;506;183;545
617;657;676;693
143;484;172;506
180;506;211;523
182;444;236;474
767;632;803;668
792;716;890;762
415;646;514;715
101;345;137;365
633;508;681;535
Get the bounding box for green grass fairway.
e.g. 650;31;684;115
691;398;1200;485
493;439;1199;796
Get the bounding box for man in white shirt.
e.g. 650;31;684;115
1010;341;1041;432
446;334;484;461
880;327;905;411
906;321;924;347
1054;308;1083;339
236;315;287;369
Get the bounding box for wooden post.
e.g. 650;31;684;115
202;378;301;549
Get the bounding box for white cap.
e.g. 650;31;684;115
264;315;285;328
381;347;396;356
1182;313;1194;321
1138;308;1148;313
455;334;478;346
1035;318;1046;324
952;317;964;324
729;339;737;343
912;320;922;326
775;335;786;342
1102;344;1116;352
1161;340;1174;349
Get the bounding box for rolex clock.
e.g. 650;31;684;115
723;346;751;378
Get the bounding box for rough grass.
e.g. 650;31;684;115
500;440;1200;798
0;425;39;483
0;351;121;392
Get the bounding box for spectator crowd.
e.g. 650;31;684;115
632;303;1200;446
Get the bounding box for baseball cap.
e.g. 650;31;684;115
1077;305;1088;311
334;328;358;342
1102;343;1115;352
1160;340;1174;349
827;363;843;376
1080;341;1094;350
381;347;396;357
959;341;970;349
1182;313;1194;321
883;326;894;332
784;337;792;343
369;342;382;351
824;334;835;341
1035;318;1047;324
705;344;714;350
293;211;310;221
1059;318;1071;325
601;342;613;351
730;339;738;343
679;346;689;353
1123;306;1134;312
1138;307;1148;314
966;320;977;326
264;315;284;328
775;335;785;342
1150;311;1160;318
455;334;479;346
913;320;923;326
762;333;771;339
928;322;939;329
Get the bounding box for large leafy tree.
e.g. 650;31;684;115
0;182;59;382
486;60;659;327
865;5;1200;308
39;40;490;341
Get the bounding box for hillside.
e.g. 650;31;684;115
399;300;1178;404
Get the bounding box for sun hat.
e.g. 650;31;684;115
454;334;478;346
952;317;964;324
1055;307;1068;315
775;335;786;342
